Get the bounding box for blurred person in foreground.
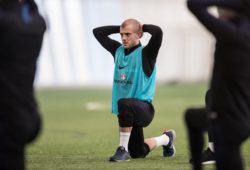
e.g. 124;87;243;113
188;89;216;165
185;0;250;170
0;0;46;169
93;19;176;162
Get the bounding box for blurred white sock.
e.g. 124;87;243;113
208;142;214;152
119;132;131;151
154;134;170;148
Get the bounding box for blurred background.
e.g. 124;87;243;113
35;0;215;87
26;1;250;169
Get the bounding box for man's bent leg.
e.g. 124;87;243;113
110;98;154;161
129;126;150;158
109;99;134;162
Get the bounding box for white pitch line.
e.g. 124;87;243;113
85;102;107;111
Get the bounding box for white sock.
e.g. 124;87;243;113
154;134;170;148
119;132;131;151
208;142;214;152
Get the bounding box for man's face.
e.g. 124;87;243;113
120;24;141;49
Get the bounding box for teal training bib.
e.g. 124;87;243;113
111;45;156;115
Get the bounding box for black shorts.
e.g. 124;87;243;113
117;98;155;158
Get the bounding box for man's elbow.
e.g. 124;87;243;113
158;27;163;37
154;26;163;40
150;25;163;37
92;27;99;37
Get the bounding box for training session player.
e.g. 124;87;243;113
93;18;176;162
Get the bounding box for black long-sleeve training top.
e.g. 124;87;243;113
0;1;46;111
188;0;250;130
93;24;163;77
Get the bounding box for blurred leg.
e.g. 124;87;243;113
0;109;41;170
215;143;243;170
212;122;245;170
0;143;25;170
0;116;25;170
185;108;209;170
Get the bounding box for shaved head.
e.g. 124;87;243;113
121;19;142;33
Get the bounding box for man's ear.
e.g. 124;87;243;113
138;31;143;38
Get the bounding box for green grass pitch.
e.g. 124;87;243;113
27;84;250;170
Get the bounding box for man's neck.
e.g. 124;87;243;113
124;43;141;56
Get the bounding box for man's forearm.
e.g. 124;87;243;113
141;24;163;77
143;24;163;51
93;26;121;56
93;26;120;38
